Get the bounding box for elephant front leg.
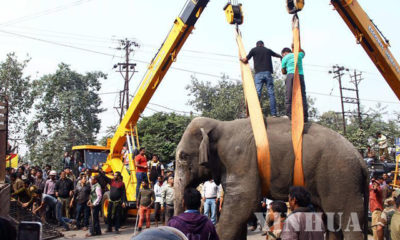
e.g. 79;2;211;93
217;192;260;240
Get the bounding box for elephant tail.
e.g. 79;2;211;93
362;167;369;240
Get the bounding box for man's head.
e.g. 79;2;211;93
91;175;99;185
60;171;66;179
131;226;188;240
49;170;56;179
157;176;163;184
183;188;201;211
64;152;69;157
383;173;388;180
78;161;83;166
10;173;17;181
152;155;158;163
45;164;51;170
64;167;71;174
114;171;122;181
377;176;384;184
80;175;87;184
377;132;382;138
267;201;288;225
256;40;264;47
168;176;174;186
30;168;37;176
281;47;292;57
17;166;24;174
288;186;311;211
142;180;149;189
36;169;43;178
140;147;146;155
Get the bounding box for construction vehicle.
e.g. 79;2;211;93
72;0;400;220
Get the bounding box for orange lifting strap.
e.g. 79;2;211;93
291;14;305;187
235;29;271;196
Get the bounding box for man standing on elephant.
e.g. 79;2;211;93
240;40;282;117
202;178;219;225
280;186;324;240
135;147;148;198
370;179;384;240
281;47;308;122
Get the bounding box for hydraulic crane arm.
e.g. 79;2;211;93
331;0;400;99
109;0;210;159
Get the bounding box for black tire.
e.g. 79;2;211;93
101;191;110;224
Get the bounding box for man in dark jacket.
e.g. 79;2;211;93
70;175;91;230
106;171;126;234
55;171;74;218
168;188;219;240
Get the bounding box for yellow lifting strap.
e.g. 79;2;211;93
291;14;305;187
235;29;271;196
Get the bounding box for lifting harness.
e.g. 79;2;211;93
225;1;306;196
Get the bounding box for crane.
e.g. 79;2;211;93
72;0;400;220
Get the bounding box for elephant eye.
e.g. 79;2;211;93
179;151;187;160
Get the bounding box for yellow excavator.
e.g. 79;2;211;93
72;0;400;220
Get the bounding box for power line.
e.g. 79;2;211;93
0;0;94;27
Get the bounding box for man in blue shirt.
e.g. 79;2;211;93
281;47;308;122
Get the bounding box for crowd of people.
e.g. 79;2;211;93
4;147;336;240
369;173;400;240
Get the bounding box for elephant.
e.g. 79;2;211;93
174;117;369;240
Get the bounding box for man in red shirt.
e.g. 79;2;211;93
370;179;383;240
135;147;148;198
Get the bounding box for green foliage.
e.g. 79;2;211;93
98;125;117;146
137;112;192;164
186;73;316;121
25;63;106;169
0;53;35;141
317;104;400;150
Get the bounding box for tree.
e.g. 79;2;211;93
186;74;316;121
25;63;106;169
98;125;117;146
0;53;35;147
137;112;192;164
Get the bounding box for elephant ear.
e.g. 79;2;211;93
199;128;210;167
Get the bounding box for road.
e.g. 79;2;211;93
59;217;266;240
60;217;373;240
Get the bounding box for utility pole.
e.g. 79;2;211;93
329;65;349;135
0;96;8;183
350;70;363;126
113;38;139;122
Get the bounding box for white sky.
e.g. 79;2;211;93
1;0;399;152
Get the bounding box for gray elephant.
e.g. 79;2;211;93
174;117;368;240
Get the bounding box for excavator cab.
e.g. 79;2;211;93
286;0;305;14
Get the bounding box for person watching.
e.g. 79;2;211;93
168;188;219;240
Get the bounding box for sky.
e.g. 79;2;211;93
1;0;399;152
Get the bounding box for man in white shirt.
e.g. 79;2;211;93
377;132;389;160
154;176;164;226
202;179;219;225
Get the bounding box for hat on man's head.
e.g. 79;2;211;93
49;170;57;176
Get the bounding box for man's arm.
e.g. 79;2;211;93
148;191;155;208
282;68;287;75
270;49;282;59
55;181;59;197
240;49;253;63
